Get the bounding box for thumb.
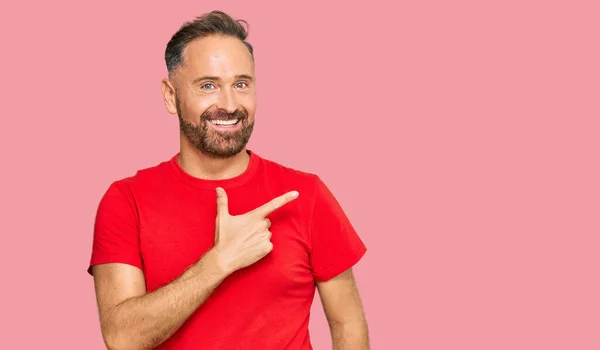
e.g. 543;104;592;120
215;187;229;216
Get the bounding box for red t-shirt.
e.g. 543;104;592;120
88;150;367;349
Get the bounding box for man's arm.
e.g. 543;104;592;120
93;248;226;350
317;268;370;350
91;188;299;350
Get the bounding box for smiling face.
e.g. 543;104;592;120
162;34;257;159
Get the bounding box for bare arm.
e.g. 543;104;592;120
317;268;370;350
93;248;227;350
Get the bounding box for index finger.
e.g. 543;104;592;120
251;191;299;217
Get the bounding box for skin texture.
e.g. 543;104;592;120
318;269;370;349
92;33;369;349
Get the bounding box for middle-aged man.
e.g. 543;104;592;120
88;10;369;350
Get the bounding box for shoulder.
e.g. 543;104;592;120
256;152;323;192
252;152;351;214
101;156;174;199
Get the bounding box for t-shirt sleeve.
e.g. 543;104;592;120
87;181;142;275
309;176;367;282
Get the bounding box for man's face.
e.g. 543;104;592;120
165;35;257;159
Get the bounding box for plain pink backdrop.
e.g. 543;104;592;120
1;0;599;349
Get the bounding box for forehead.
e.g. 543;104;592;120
180;35;254;80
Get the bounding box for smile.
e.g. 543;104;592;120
208;119;240;126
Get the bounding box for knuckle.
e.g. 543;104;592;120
265;241;274;251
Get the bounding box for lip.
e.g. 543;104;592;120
206;119;242;132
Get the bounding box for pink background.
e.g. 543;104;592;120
1;0;599;349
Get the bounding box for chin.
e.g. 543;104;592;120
197;143;248;159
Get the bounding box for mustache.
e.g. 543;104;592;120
201;107;248;121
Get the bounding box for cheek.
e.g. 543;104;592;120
183;95;217;119
241;95;257;118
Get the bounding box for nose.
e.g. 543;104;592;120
217;87;238;114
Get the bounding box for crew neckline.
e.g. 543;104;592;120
169;150;260;190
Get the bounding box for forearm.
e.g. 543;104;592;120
330;320;370;350
102;249;228;350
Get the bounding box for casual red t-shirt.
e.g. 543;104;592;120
88;150;367;349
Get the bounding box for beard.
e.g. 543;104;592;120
176;97;254;159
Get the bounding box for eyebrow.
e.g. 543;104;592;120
192;74;254;84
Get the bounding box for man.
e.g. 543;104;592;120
88;10;369;350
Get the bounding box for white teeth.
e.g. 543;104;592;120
210;119;238;125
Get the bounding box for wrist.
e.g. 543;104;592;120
204;246;235;278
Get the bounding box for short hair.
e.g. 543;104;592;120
165;10;254;75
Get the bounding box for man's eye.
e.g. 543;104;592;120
202;83;215;89
235;82;247;88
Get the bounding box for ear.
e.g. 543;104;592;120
161;78;178;115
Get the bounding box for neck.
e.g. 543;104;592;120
177;145;251;181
